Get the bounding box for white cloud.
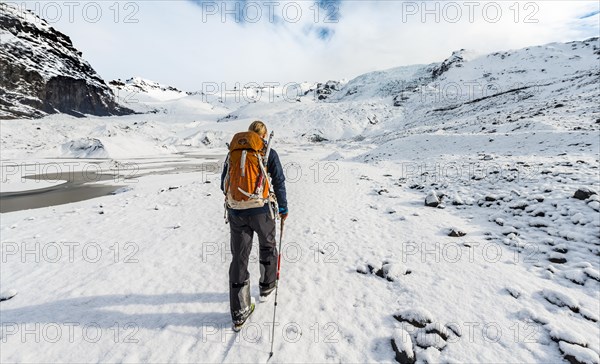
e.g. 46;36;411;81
12;1;600;90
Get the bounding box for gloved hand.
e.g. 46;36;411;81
279;207;288;221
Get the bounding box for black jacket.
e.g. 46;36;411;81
221;148;288;216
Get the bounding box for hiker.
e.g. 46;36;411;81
220;120;288;329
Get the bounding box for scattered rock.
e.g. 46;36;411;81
580;308;599;323
501;226;519;236
415;332;446;350
425;190;440;207
505;286;522;299
451;194;464;205
374;266;385;279
542;289;579;313
358;260;409;282
391;329;416;364
583;268;600;282
356;263;374;275
509;201;528;210
447;228;466;237
393;308;434;328
309;134;328;143
424;323;450;341
379;262;409;281
528;218;548;228
549;254;567;264
571;213;585;225
563;270;587;285
548;324;588;347
553;245;568;254
445;323;462;338
558;341;599;364
573;187;597;200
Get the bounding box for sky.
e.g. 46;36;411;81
10;0;600;90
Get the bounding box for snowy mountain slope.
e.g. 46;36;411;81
2;38;598;158
110;77;186;101
314;38;599;143
216;97;397;141
330;63;435;102
393;39;600;135
0;5;132;119
199;38;599;145
0;114;186;159
109;77;239;119
109;77;188;112
331;39;598;104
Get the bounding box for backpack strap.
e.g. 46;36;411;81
240;150;247;177
223;152;231;195
223;152;231;222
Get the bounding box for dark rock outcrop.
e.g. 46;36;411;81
390;338;416;364
573;187;597;200
0;5;133;119
431;49;466;79
448;228;467;237
425;190;441;207
314;80;341;100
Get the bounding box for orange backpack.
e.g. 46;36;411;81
224;131;271;210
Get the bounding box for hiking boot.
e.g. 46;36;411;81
259;286;276;302
232;303;255;332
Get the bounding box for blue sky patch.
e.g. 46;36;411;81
578;10;599;19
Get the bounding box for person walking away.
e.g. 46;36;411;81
221;120;288;330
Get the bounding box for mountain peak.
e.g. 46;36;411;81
431;48;478;79
0;4;133;119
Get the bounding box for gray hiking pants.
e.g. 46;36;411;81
228;212;277;322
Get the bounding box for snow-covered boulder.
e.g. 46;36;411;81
541;289;580;313
447;228;466;237
415;332;447;350
391;328;416;364
573;187;598;200
394;308;434;328
558;341;599;364
425;190;440;207
61;138;107;158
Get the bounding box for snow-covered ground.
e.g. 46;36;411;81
1;39;599;363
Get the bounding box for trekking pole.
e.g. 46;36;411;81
268;219;285;361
